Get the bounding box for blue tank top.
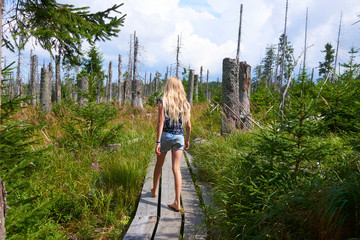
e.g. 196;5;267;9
158;98;184;135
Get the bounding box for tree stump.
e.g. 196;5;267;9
40;66;52;112
238;61;251;129
221;58;239;135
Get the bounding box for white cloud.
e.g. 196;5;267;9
3;0;360;83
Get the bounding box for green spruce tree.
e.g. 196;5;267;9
319;43;335;79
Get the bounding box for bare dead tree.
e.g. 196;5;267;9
194;74;198;101
132;32;143;108
55;55;61;103
279;0;289;90
303;7;309;73
187;69;194;105
333;11;342;82
107;61;112;102
236;4;243;64
40;66;51;112
118;54;122;104
206;69;209;102
30;54;38;106
176;35;180;78
149;72;152;96
200;66;203;92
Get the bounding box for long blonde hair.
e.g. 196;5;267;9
162;77;191;126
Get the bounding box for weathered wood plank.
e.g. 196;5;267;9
123;158;158;240
182;152;206;240
154;152;182;240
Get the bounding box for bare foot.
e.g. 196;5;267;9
150;187;157;197
167;203;181;212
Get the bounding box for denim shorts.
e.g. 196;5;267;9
160;132;185;152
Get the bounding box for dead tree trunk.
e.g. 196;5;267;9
187;69;194;105
107;61;112;102
303;7;308;73
155;71;158;93
30;55;38;106
144;72;147;98
206;69;209;102
239;61;251;128
15;48;22;98
221;58;239;135
176;35;180;78
118;54;122;104
40;66;51;112
236;4;243;63
132;34;143;108
0;0;3;121
149;72;152;97
48;62;53;103
126;34;133;104
333;12;342;82
279;0;289;90
0;178;6;240
55;55;61;104
200;66;203;92
78;77;88;107
194;74;198;101
165;66;169;80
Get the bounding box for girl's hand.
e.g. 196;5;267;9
155;144;161;155
184;140;190;150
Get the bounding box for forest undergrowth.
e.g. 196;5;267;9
190;74;360;239
1;93;157;239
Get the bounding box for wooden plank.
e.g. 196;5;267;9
123;158;158;240
154;152;182;239
182;152;207;239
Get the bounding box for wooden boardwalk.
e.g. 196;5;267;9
124;152;206;240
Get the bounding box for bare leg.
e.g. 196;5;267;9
151;151;167;197
168;149;183;211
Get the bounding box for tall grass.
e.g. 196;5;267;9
3;103;157;239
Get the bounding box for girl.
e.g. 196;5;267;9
151;76;191;212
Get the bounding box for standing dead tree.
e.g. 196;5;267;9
77;76;89;107
107;61;112;102
176;35;180;78
303;7;309;74
55;55;61;103
194;74;199;101
279;0;289;90
187;69;194;105
149;72;152;97
222;58;239;135
118;54;122;104
40;66;51;112
132;32;143;108
333;12;342;82
236;4;243;64
206;69;209;102
30;54;38;106
238;62;251;128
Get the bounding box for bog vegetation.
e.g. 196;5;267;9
1;1;360;240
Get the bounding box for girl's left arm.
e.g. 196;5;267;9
155;100;165;155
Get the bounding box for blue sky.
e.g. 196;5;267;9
3;0;360;83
